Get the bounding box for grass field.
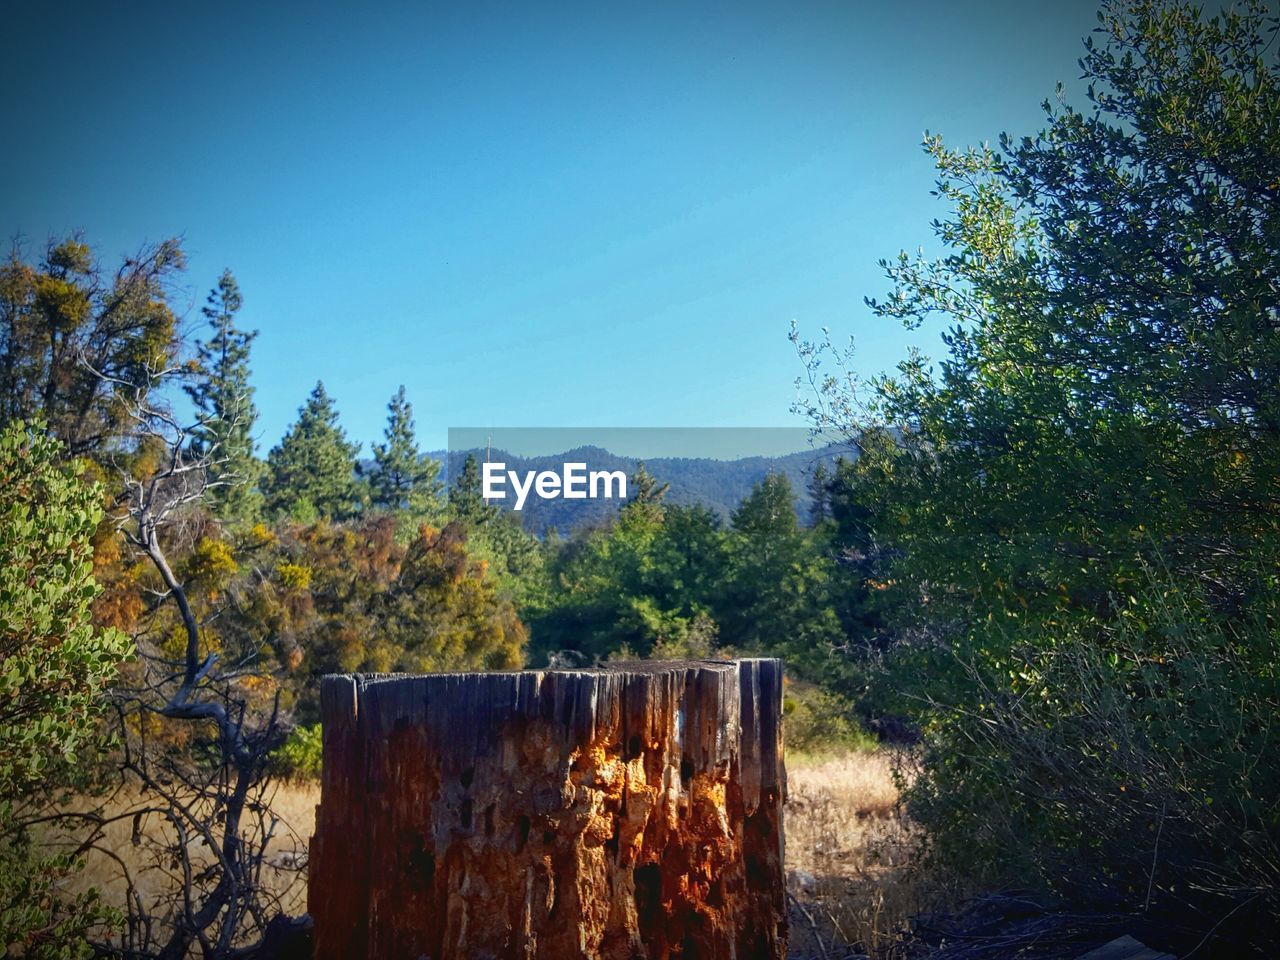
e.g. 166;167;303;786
785;750;934;959
70;749;925;958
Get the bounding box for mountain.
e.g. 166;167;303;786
429;443;852;535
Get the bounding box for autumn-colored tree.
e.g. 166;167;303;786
0;236;183;458
378;522;526;673
211;515;526;721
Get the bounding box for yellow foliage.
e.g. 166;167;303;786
236;674;278;694
247;523;277;547
275;562;312;590
182;537;238;586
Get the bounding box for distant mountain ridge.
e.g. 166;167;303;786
428;443;852;534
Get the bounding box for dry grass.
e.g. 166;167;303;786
61;780;318;942
68;751;931;958
785;749;941;960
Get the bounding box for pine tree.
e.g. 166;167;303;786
807;462;831;527
364;386;442;516
448;453;497;527
263;382;361;521
723;473;842;672
185;269;262;524
619;461;668;530
730;472;796;542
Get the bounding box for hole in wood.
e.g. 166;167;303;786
516;815;531;852
422;853;435;886
634;862;661;917
604;815;620;859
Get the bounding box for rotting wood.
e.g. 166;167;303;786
308;658;787;960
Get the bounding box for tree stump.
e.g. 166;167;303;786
308;659;787;960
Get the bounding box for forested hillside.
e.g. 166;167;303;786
434;444;847;533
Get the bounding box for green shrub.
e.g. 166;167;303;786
795;1;1280;948
271;723;323;781
0;421;132;957
903;575;1280;938
0;826;112;960
784;681;878;756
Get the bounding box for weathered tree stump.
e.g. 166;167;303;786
308;659;787;960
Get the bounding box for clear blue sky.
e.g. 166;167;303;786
1;0;1099;454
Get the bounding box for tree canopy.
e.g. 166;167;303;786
364;385;442;522
798;0;1280;939
185;269;263;525
0;237;183;457
263;382;362;522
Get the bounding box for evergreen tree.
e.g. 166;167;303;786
263;382;361;521
819;450;889;644
364;386;443;518
730;472;797;546
619;461;668;530
443;453;546;605
448;453;497;527
806;462;832;526
648;504;728;615
723;473;843;673
185;269;262;524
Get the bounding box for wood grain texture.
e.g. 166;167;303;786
308;658;787;960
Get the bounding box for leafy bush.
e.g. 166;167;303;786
271;724;323;782
784;680;878;756
796;1;1280;949
905;573;1279;938
0;421;132;956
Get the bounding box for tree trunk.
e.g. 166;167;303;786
309;659;787;960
